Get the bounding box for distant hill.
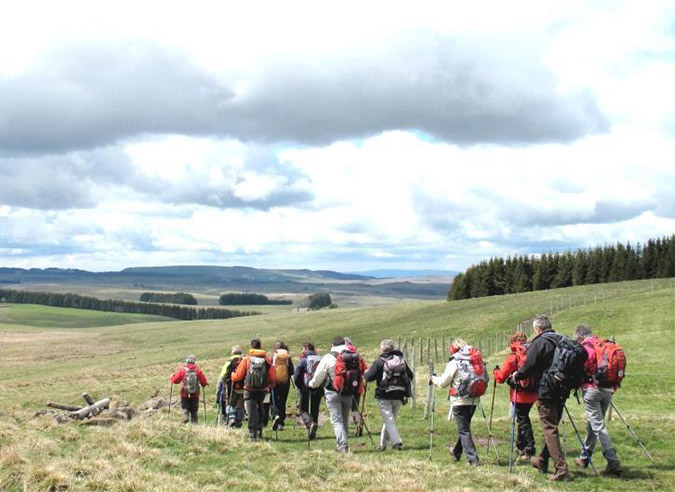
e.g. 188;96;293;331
349;269;458;279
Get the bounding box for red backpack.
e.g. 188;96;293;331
513;342;537;393
330;350;363;395
591;339;626;388
452;346;488;398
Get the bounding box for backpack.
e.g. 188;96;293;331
303;354;322;387
330;350;363;395
452;346;488;398
184;367;200;396
546;335;588;391
273;350;291;384
380;354;411;397
244;356;269;390
591;339;626;388
512;342;537;393
224;356;243;389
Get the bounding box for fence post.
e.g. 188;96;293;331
410;345;417;410
434;338;439;362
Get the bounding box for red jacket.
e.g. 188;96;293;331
231;349;277;392
493;342;538;404
171;363;208;399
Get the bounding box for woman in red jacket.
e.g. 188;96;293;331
493;332;537;460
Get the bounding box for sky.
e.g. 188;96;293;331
1;1;674;273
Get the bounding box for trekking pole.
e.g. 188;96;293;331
563;404;598;476
429;383;436;461
611;402;655;463
508;397;517;473
307;388;313;451
360;412;376;448
478;401;500;463
202;388;208;425
168;384;173;414
487;375;498;461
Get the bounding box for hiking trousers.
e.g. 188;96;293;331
300;388;323;427
536;398;568;475
244;392;266;435
271;383;290;425
452;404;478;463
181;396;200;424
226;391;245;427
325;391;353;451
378;399;402;448
581;388;620;465
515;402;536;456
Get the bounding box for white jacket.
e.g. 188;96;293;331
308;344;348;390
431;357;480;407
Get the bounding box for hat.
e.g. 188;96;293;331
185;355;196;364
231;345;243;355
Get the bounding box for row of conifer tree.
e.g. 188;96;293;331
448;235;675;300
0;289;259;320
139;292;198;305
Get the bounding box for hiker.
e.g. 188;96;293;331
231;338;276;440
365;339;413;451
430;339;486;466
344;337;366;435
217;345;245;428
308;336;367;453
294;341;324;439
271;341;295;430
170;355;208;424
512;315;572;481
493;331;537;461
573;324;622;475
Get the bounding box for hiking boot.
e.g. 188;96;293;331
393;443;403;451
603;462;623;476
451;451;461;463
468;458;481;467
549;471;573;482
337;445;349;453
377;445;387;452
355;425;363;437
309;422;318;440
272;416;281;431
249;432;258;441
574;457;589;469
530;456;548;474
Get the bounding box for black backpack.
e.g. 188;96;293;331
546;335;588;392
380;354;411;397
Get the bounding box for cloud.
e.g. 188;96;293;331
0;33;608;154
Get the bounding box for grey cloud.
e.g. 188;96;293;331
504;199;653;227
0;33;607;154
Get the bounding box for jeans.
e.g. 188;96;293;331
452;405;478;462
378;399;402;448
299;388;323;427
325;391;353;450
515;402;536;456
581;387;620;465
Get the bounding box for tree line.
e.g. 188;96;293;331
219;293;292;305
140;292;198;305
0;289;260;321
449;235;675;300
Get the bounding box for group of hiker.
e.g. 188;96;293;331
170;314;632;482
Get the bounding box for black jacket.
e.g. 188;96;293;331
515;330;563;402
365;350;414;400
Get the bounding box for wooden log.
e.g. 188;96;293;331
71;398;110;420
81;392;95;406
47;401;83;412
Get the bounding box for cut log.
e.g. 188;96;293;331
71;398;110;420
47;401;83;412
81;392;95;406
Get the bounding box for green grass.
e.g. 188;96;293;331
0;278;673;491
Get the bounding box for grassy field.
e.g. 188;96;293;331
0;278;673;491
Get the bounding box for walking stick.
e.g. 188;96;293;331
478;401;501;463
202;388;208;425
429;383;437;461
508;389;517;473
359;382;376;448
307;388;313;451
563;404;598;476
168;383;173;413
611;402;655;463
487;376;498;461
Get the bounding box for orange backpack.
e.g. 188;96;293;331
273;350;290;384
592;339;626;388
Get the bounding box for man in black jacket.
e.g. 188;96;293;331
513;316;571;482
365;339;414;451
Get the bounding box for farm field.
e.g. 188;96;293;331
0;278;674;491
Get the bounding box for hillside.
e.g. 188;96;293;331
0;278;673;491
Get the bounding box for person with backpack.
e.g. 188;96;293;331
170;355;208;424
430;338;487;466
492;331;537;461
294;341;324;439
308;336;367;453
365;339;414;451
217;345;245;428
344;337;366;435
231;338;277;440
573;324;623;476
271;341;294;431
512;315;581;482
